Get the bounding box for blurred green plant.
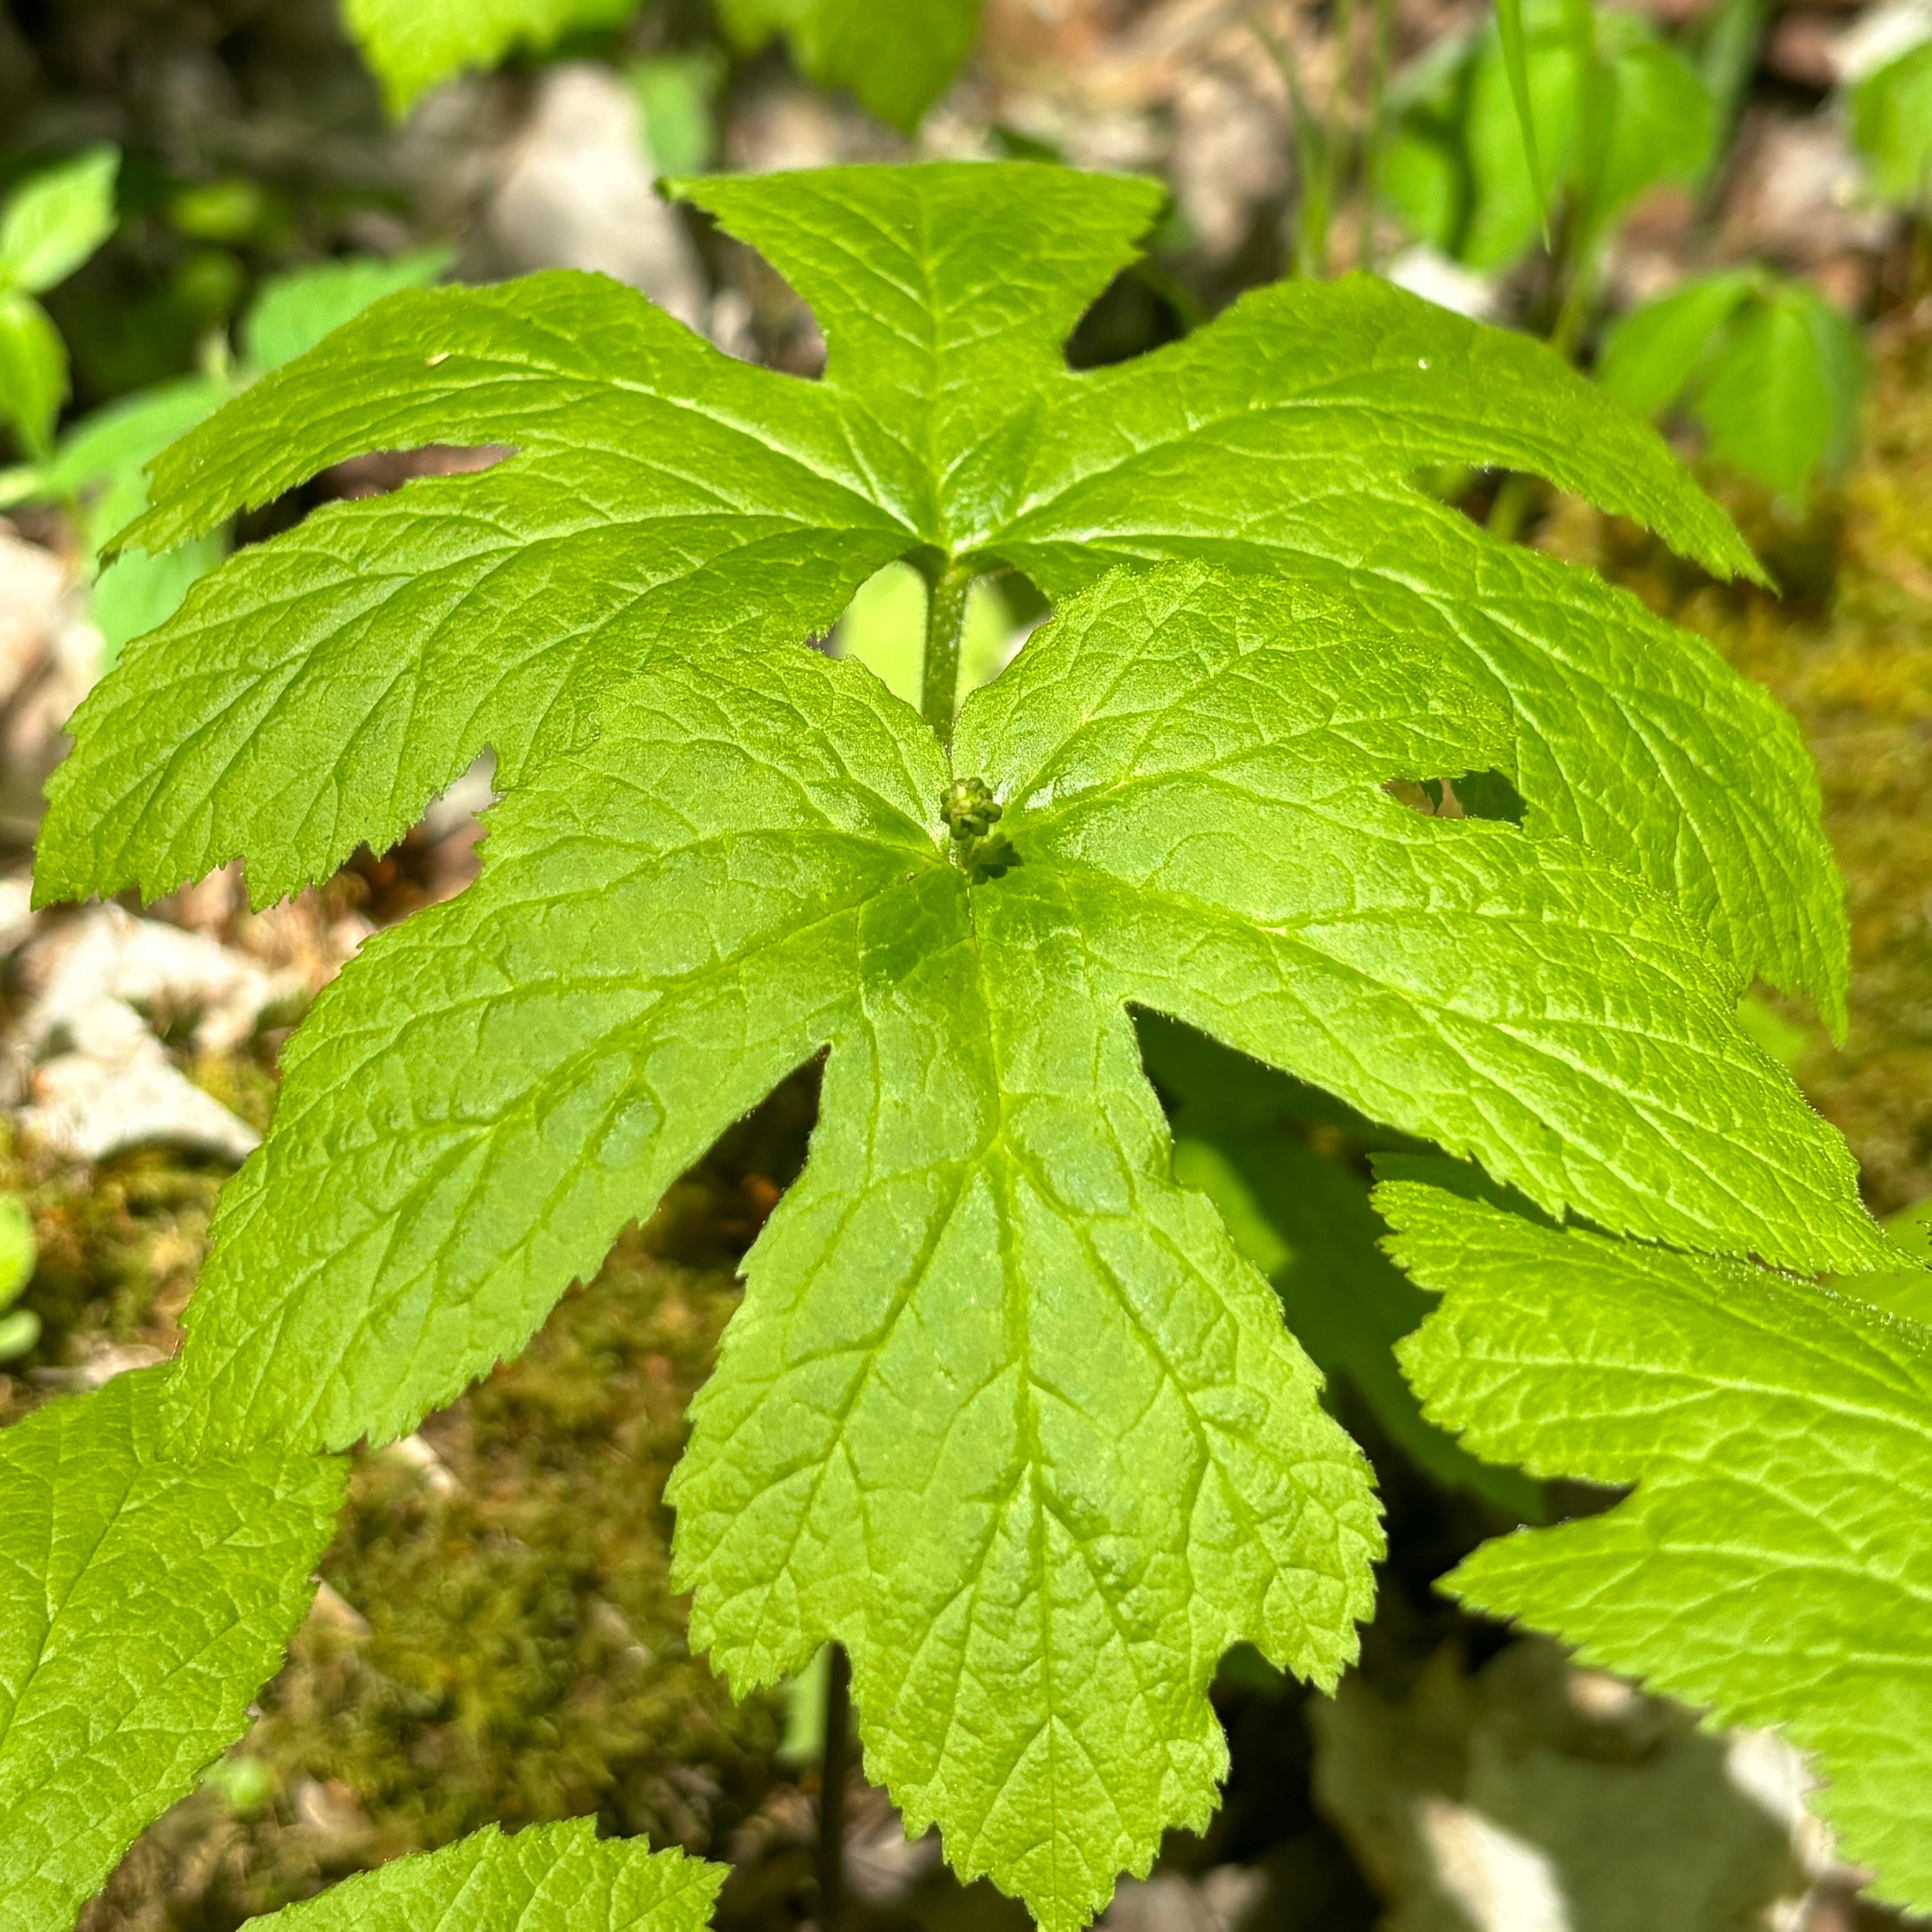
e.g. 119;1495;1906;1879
0;1194;38;1364
0;248;449;666
627;51;725;175
344;0;977;132
0;147;119;460
1386;0;1712;284
1598;269;1869;501
1852;37;1932;209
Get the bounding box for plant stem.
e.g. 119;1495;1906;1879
1358;0;1394;273
1253;14;1328;277
921;561;974;746
1329;0;1360;267
817;1642;852;1932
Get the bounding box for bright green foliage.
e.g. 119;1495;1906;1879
343;0;638;115
0;1194;36;1361
240;1818;724;1931
626;52;725;175
1599;270;1869;500
0;147;118;457
150;558;1881;1926
342;0;975;126
0;147;120;293
0;248;446;663
41;161;1849;1028
1140;1017;1539;1515
1852;38;1932;207
0;1370;344;1932
714;0;980;130
833;560;1015;711
240;247;456;375
34;158;1893;1925
1388;0;1712;269
1379;1170;1932;1918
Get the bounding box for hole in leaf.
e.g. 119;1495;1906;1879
827;562;1047;713
1386;771;1525;824
1064;265;1190;371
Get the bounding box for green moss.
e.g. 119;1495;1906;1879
1541;315;1932;1216
71;1106;813;1931
0;1129;224;1410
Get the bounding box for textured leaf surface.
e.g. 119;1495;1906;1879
1380;1172;1932;1918
242;1818;723;1930
41;161;1845;1021
714;0;980;130
1141;1017;1540;1513
162;562;1879;1927
0;1370;343;1932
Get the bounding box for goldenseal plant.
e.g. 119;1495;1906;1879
15;161;1931;1930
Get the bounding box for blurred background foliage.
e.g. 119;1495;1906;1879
2;0;1931;1928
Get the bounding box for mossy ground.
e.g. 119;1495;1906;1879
1541;306;1932;1220
2;1074;815;1931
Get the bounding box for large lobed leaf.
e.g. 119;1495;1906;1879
240;1818;723;1930
159;563;1881;1930
39;161;1845;1023
1380;1171;1932;1918
0;1371;343;1932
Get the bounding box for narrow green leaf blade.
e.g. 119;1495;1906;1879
1380;1175;1932;1918
240;1818;723;1930
0;1370;344;1932
1494;0;1551;239
0;146;117;294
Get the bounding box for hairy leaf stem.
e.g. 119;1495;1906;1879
921;560;975;746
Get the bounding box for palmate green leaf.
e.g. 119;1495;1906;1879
41;161;1846;1026
0;1370;344;1932
714;0;980;130
160;563;1880;1929
240;1818;723;1931
1378;1171;1932;1917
